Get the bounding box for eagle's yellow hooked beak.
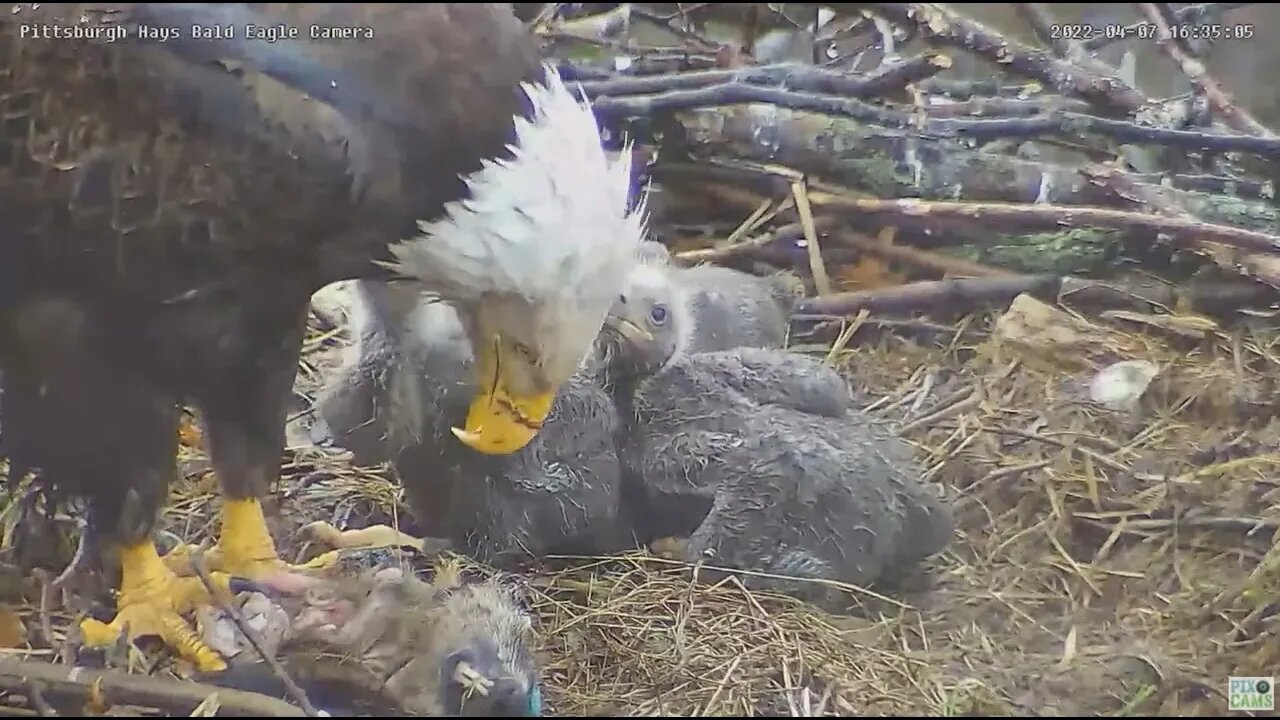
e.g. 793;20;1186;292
451;338;555;455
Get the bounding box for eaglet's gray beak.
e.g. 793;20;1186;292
603;316;653;344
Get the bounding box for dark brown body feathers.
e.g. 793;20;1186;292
0;4;545;551
0;3;541;293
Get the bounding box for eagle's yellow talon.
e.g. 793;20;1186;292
80;540;231;673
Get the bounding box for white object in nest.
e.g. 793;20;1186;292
1089;360;1160;411
196;592;292;663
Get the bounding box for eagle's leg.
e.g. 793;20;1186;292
164;303;340;579
73;421;234;672
2;297;232;671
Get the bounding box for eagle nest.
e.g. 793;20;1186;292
0;269;1278;717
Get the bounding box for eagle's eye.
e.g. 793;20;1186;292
648;304;668;326
512;341;537;363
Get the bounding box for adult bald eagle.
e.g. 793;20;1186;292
0;4;644;671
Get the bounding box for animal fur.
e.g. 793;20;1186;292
204;554;542;716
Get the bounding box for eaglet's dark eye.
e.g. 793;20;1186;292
512;341;536;361
649;304;668;325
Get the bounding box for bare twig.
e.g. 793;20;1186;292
1016;4;1076;58
0;658;306;717
675;217;841;265
1127;172;1274;201
795;274;1058;316
580;53;952;99
924;96;1091;118
859;3;1148;113
918;79;1045;100
32;571;61;666
189;553;321;718
792;179;832;295
25;680;55;717
833;229;1014;278
1080;163;1280;287
555;53;722;82
1084;515;1280;533
1138;3;1273;137
609;85;1280;157
812;194;1280;259
590;81;913;123
630;6;722;52
673;105;1279;232
1082;2;1256;51
942;111;1280;156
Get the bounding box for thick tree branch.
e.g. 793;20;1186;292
1080;164;1280;287
832;229;1015;278
811;194;1280;259
672;105;1279;232
0;658;306;717
1137;2;1274;138
578;53;951;99
924;96;1091;118
592;83;908;124
1016;4;1077;59
1081;2;1256;52
795;273;1276;318
594;87;1280;158
1127;172;1274;201
796;274;1058;316
939;112;1280;155
917;79;1045;100
856;3;1148;114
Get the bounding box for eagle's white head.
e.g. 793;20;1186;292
387;65;647;455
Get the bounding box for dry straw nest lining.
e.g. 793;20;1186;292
1;292;1279;718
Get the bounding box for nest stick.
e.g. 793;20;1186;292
833;229;1014;278
189;553;321;717
1080;164;1280;287
940;112;1280;156
0;658;306;717
924;96;1091;118
791;179;832;295
590;82;916;124
811;194;1280;258
795;274;1058;316
608;85;1280;157
1138;3;1273;138
859;3;1148;113
578;53;949;99
1016;3;1077;58
675;217;841;266
917;78;1044;100
24;681;53;717
1082;2;1255;51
